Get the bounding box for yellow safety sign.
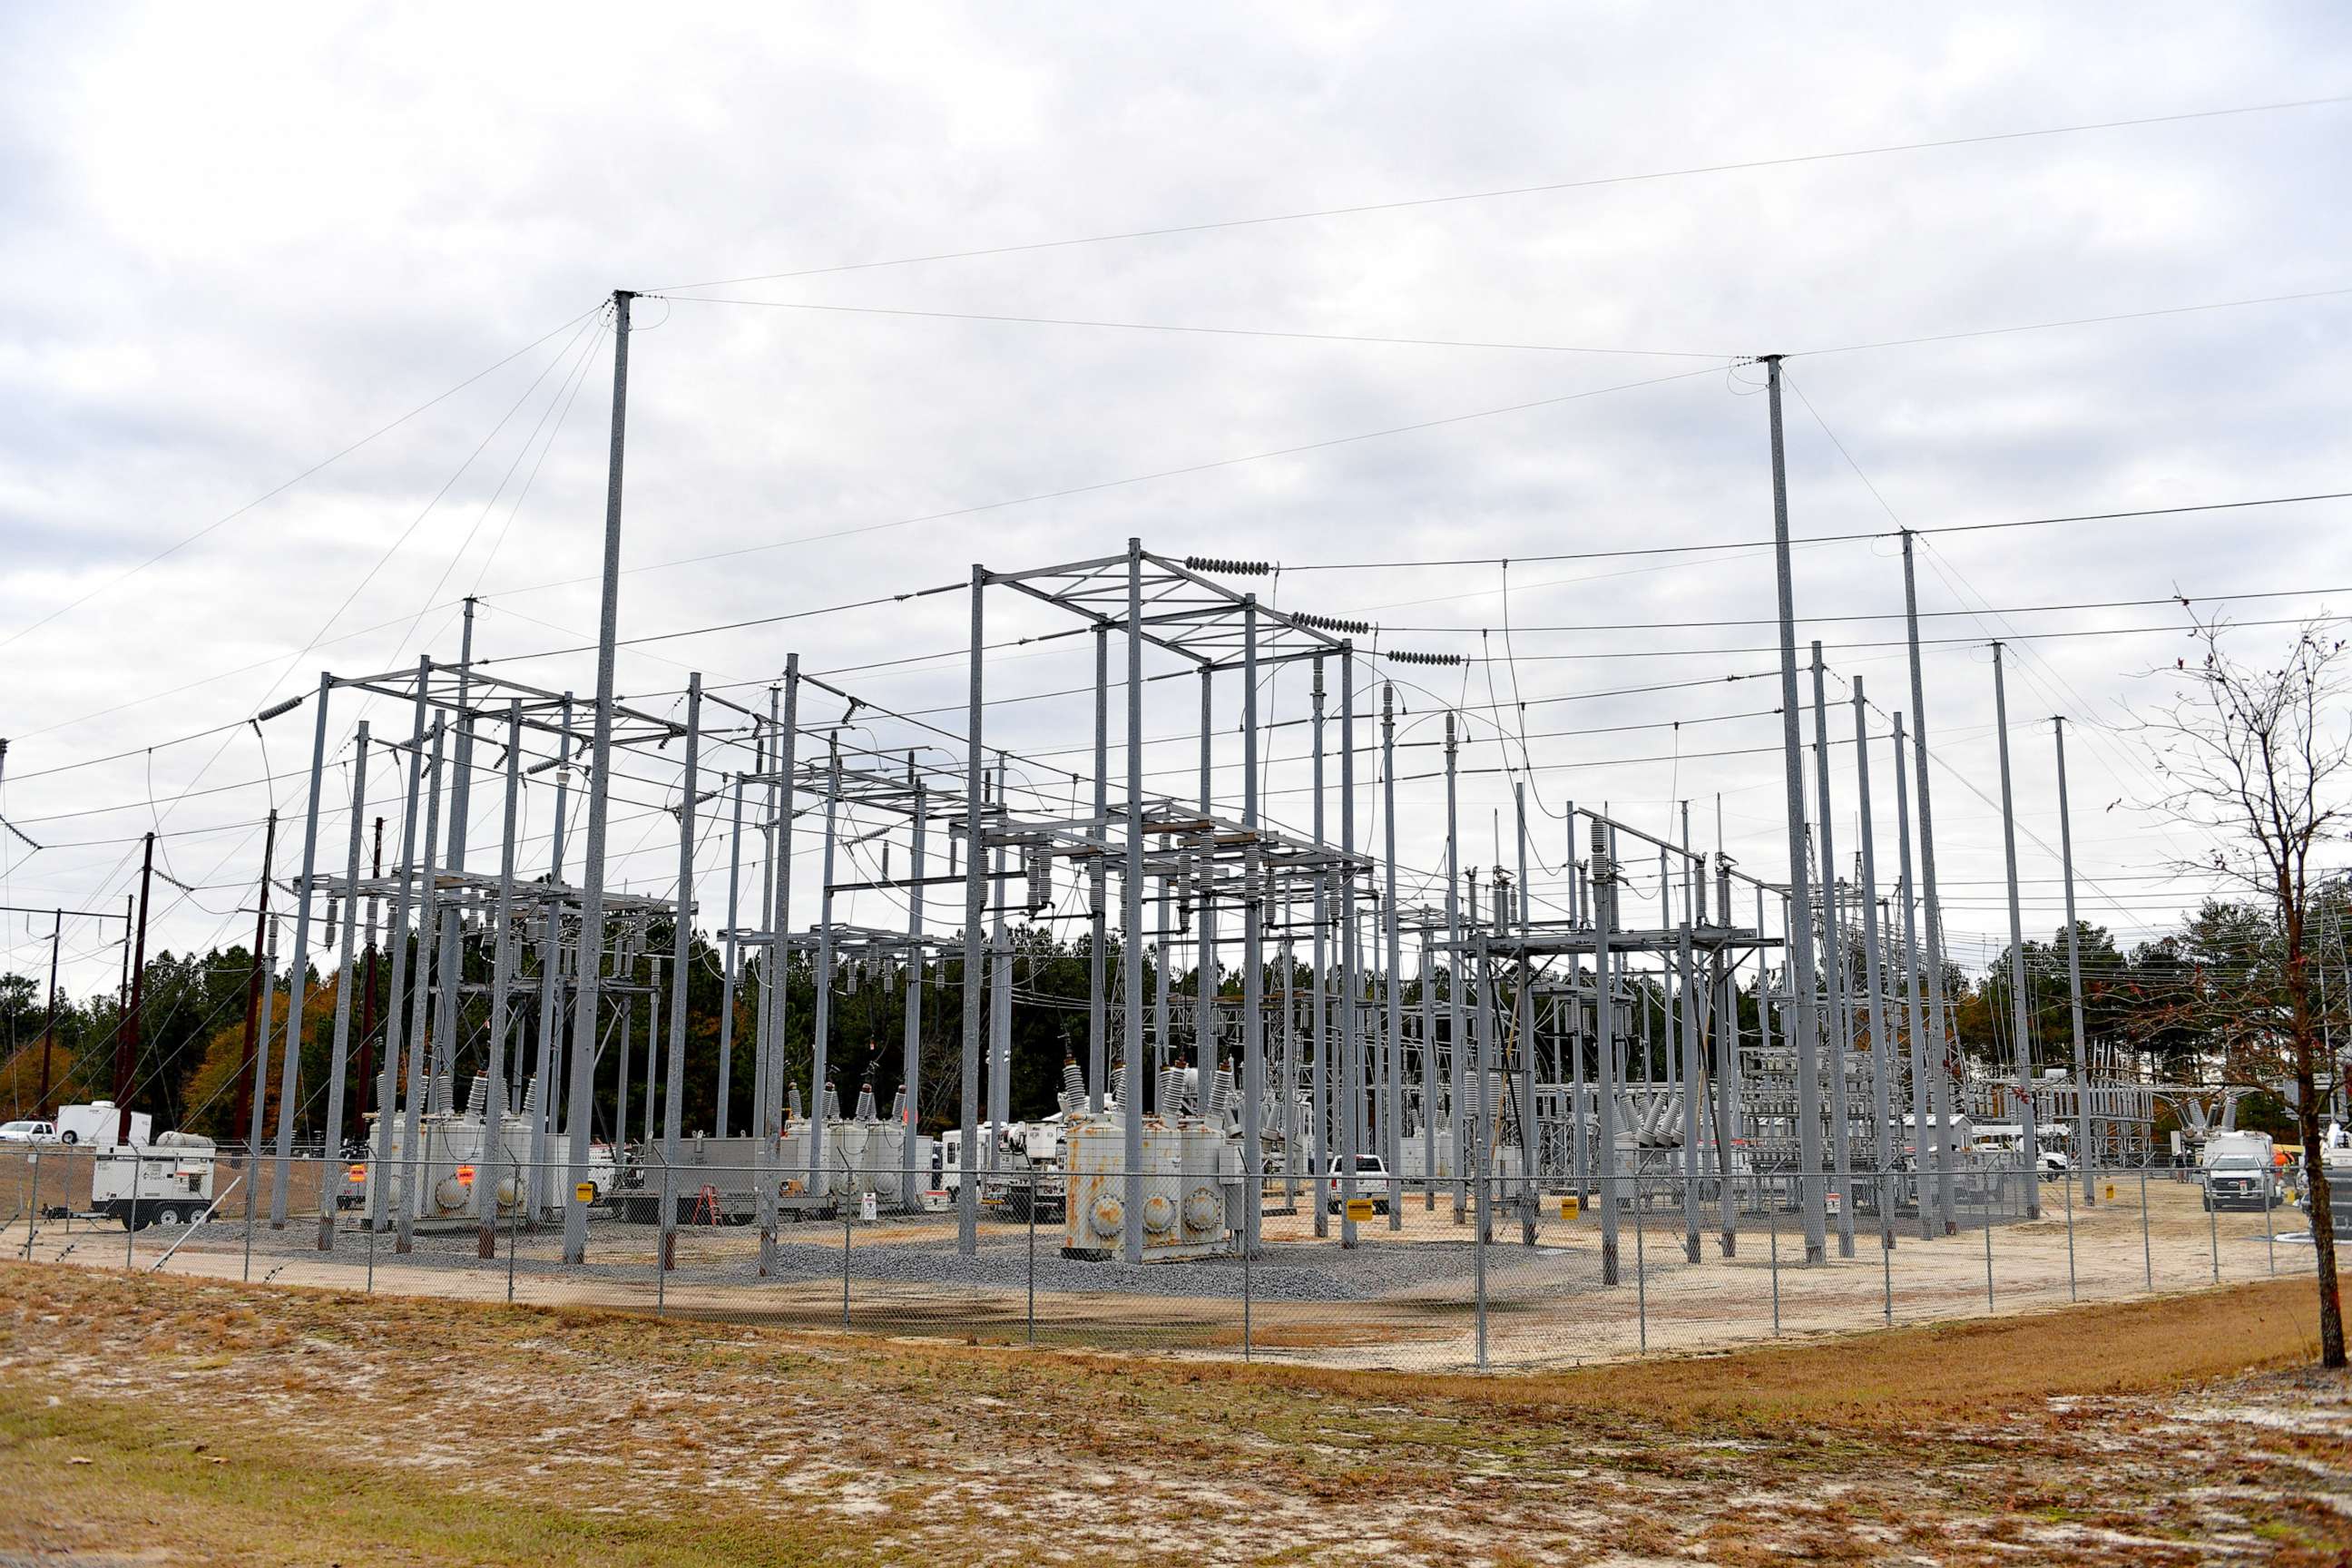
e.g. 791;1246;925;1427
575;1182;596;1203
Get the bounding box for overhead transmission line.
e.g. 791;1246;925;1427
651;93;2351;293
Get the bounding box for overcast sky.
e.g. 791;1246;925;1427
4;4;2349;1001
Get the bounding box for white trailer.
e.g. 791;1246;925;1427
57;1101;151;1147
90;1132;217;1229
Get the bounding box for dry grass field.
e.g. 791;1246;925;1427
1;1261;2347;1565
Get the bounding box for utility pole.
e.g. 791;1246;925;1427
2054;716;2094;1207
34;909;61;1114
116;832;156;1144
564;288;633;1266
352;818;382;1150
1900;532;1958;1234
1991;642;2042;1217
1763;356;1828;1266
233;811;279;1148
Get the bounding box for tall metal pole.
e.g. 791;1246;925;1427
1120;541;1147;1262
318;722;370;1250
270;671;334;1226
474;704;522;1259
34;908;61;1115
662;676;701;1256
903;754;926;1212
115;833;156;1144
1853;684;1895;1251
397;720;445;1254
1241;597;1265;1252
1762;356;1827;1265
528;692;572;1220
1338;645;1359;1248
1893;712;1936;1241
1381;682;1403;1231
1089;623;1110;1112
810;730;840;1190
962;565;988;1257
1591;816;1621;1283
1900;532;1958;1234
2054;716;2094;1206
716;769;744;1138
353;818;381;1153
373;689;425;1233
1446;715;1466;1225
1809;642;1854;1259
1309;656;1329;1239
1991;642;2043;1217
564;289;633;1265
232;812;279;1154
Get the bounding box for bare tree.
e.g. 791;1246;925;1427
2142;616;2346;1368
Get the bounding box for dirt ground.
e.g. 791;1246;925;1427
7;1167;2321;1369
0;1263;2346;1565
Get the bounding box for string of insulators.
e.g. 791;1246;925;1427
1293;612;1374;636
1386;650;1465;667
1184;556;1272;575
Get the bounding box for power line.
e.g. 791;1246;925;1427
652;93;2351;293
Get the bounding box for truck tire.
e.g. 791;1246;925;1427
61;1130;78;1145
156;1206;182;1227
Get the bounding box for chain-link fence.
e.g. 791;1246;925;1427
3;1146;2330;1370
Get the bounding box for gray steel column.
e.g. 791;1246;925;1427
1195;667;1217;1110
529;693;572;1219
475;702;523;1257
397;720;446;1254
1853;683;1895;1250
1893;712;1935;1240
1714;855;1740;1255
1991;643;2043;1214
434;601;478;1100
904;755;926;1213
960;568;987;1255
1120;541;1146;1262
662;675;701;1251
269;670;335;1228
810;731;841;1189
1679;917;1703;1262
715;767;742;1138
758;661;800;1272
562;289;633;1265
1445;714;1465;1225
1089;623;1109;1113
1591;817;1621;1284
1762;356;1827;1265
1309;654;1329;1239
372;692;426;1234
1338;644;1358;1249
1900;532;1958;1234
316;720;370;1249
987;764;1012;1155
1381;681;1403;1230
1417;920;1437;1207
1809;642;1854;1259
1241;597;1264;1252
2053;717;2093;1205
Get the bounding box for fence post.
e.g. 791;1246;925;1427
242;1151;258;1282
23;1153;38;1259
1632;1171;1647;1356
367;1199;377;1294
2208;1172;2220;1285
2266;1171;2277;1277
1766;1173;1781;1338
2063;1162;2077;1302
1982;1174;1994;1314
842;1189;853;1332
1474;1175;1489;1371
507;1156;520;1305
657;1156;674;1318
1025;1172;1036;1348
1879;1171;1893;1326
2139;1165;2152;1292
125;1187;136;1271
1242;1214;1252;1363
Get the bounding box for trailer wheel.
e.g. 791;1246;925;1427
156;1206;182;1227
60;1130;78;1145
